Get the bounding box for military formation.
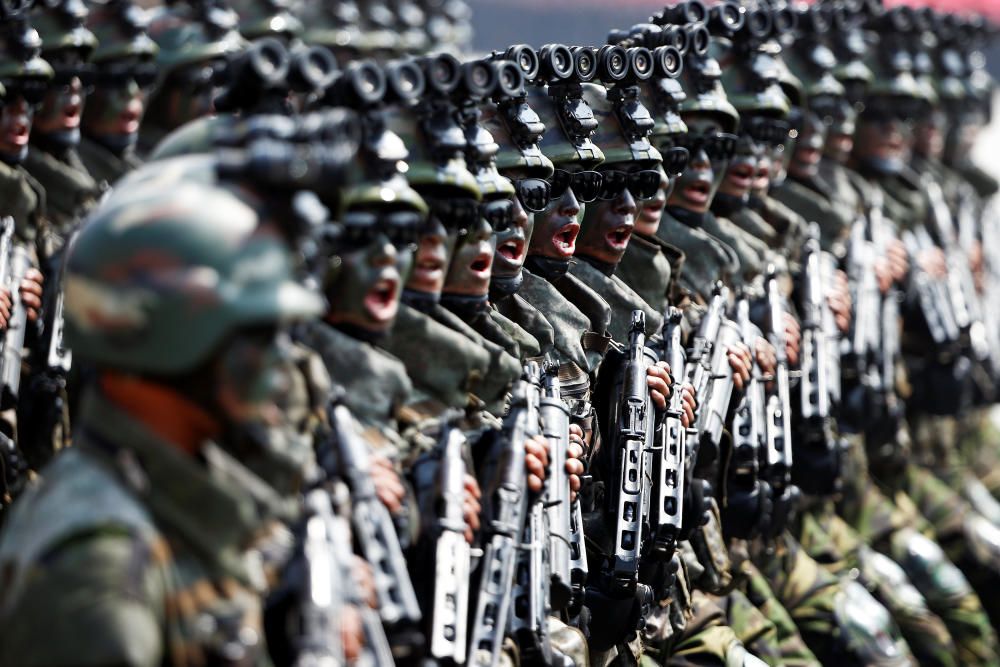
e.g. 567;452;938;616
0;0;996;665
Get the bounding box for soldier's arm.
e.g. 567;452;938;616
1;531;164;667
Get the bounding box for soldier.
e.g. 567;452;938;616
0;162;326;665
78;0;158;187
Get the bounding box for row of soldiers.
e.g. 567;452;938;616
0;0;997;665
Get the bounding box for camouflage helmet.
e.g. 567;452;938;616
86;0;159;66
773;51;805;109
580;81;661;168
31;0;97;59
678;51;740;133
829;27;874;94
64;155;324;374
479;98;555;179
462;112;516;197
147;1;245;80
298;1;362;54
228;0;304;42
0;16;54;83
637;75;687;141
526;84;605;169
383;103;481;200
717;42;790;117
783;41;847;107
934;46;969;107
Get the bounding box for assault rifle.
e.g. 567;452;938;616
322;402;423;658
684;284;727;469
540;369;573;612
0;217;30;410
468;363;541;666
649;308;685;558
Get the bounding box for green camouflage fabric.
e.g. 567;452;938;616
548;270;613;342
518;270;594;374
487;307;542;361
720;589;782;665
428;302;521;416
78;135;143;188
657;210;740;303
22;146;101;241
728;206;779;254
755;531;915;666
567;259;663;343
380;303;491;415
0;161;46;246
615;232;685;315
742;561;822;667
770;176;853;252
700;214;769;286
0;389;291;666
661;589;754;667
493;294;555;361
875;170;929;232
798;501;959;667
295;320;412;432
755;196;810;267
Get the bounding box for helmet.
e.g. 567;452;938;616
31;0;97;59
228;0;304;42
64;156;324;374
86;0;158;66
678;51;740;133
783;41;847;107
383;104;481;199
464;116;516;198
0;19;54;83
580;81;662;168
527;84;605;169
638;76;688;140
147;2;245;80
298;1;362;54
479;98;555;179
718;42;790;117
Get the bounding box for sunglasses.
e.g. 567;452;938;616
674;132;739;162
3;79;47;106
51;63;96;88
661;146;691;176
597;169;662;201
548;169;604;203
481;198;516;232
744;118;791;147
424;196;480;233
95;61;159;89
512;177;550;213
340;210;423;249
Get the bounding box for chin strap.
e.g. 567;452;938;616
666;205;706;229
524;255;570;281
488;271;523;302
33;128;81;153
439;292;489;319
710;192;748;218
91;130;138;157
401;288;440;313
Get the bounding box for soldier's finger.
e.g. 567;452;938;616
567;441;584;461
527;473;543;493
341;608;365;661
526;436;549;468
566;457;584;476
464;473;482;500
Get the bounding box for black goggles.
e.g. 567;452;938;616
744;118;791;147
95;61;159;88
51;63;96;87
548;169;603;203
512;177;550;213
674;132;739;162
3;79;47;106
661;146;691;176
481;198;516;232
859;102;916;126
340;210;423;249
597;169;662;201
424;196;480;232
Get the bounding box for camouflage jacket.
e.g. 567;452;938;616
615;231;685;315
0;389;290;667
568;257;662;344
772;175;854;252
701;212;769;287
22;146;101;241
494;292;555;361
657;208;740;304
78;136;143;190
0;160;46;247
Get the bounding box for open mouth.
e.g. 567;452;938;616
605;224;633;251
727;164;755;189
364;277;399;323
551;222;579;259
63;98;82;129
497;237;526;263
412;255;445;283
683;180;711;206
119;101;143;135
469;252;493;278
798;148;821;167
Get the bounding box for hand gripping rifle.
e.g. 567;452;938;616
605;311;657;596
322;402;423;657
468;363;541;667
424;416;472;664
684;284;727;469
540;368;573;612
650;308;685;558
0;218;30;411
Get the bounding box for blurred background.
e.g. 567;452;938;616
467;0;1000;76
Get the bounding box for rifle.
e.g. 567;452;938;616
867;192;903;424
901;227;960;347
0;218;26;410
425;417;472;665
724;296;767;540
684;284;727;468
605;310;657;595
819;251;843;408
468;363;541;667
322;402;423;656
649;308;685;557
699;317;741;460
540;368;573;612
762;267;797;537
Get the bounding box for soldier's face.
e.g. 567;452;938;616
577;163;639;267
443;213;495;297
752;150;772;197
529;174;583;261
853;106;909;172
213;324;293;432
82;79;146;145
407;215;454;296
668;117;725;213
824;101;856;165
160;61;221;131
718;134;761;200
325;233;404;334
635;167;670;236
914;110;946;161
34;75;85;137
0;96;33;159
492;192;532;280
788;113;826;181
